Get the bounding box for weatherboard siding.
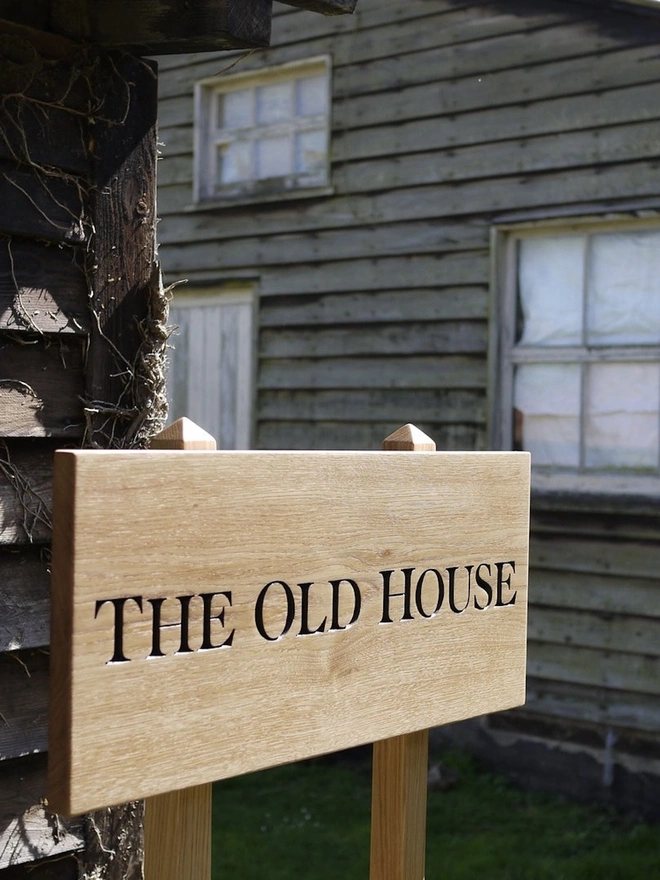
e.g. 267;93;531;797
0;31;159;876
155;0;660;811
0;29;92;873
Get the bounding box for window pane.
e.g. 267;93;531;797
514;363;581;467
295;129;327;175
296;74;328;117
257;81;294;124
585;362;660;470
256;135;293;178
219;141;253;185
587;230;660;345
221;89;254;129
518;236;585;346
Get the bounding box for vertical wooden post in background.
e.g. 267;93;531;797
370;424;435;880
144;418;215;880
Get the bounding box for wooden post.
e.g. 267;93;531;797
143;417;215;880
370;424;435;880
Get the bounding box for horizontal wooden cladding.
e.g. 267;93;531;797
173;252;489;299
260;320;487;357
259;388;486;423
159;74;660;169
0;649;48;761
531;508;660;541
256;419;483;451
531;568;660;619
0;441;56;545
158;118;660;199
525;677;660;735
530;533;660;581
158;161;660;234
527;641;660;697
529;606;660;657
333;121;660;196
260;287;488;328
259;355;486;390
0;857;79;879
157;36;660;131
279;0;357;13
157;1;584;98
0;238;88;334
330;17;647;103
234;254;487;296
156;0;474;75
159;226;488;278
157;214;488;260
335;80;660;165
333;43;660;134
0;337;85;438
0;547;50;651
0;161;88;244
0;755;83;870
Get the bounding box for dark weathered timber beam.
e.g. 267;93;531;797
50;0;272;54
277;0;357;13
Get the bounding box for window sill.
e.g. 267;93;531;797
186;185;335;213
531;471;660;515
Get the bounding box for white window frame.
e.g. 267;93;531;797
194;56;332;206
167;285;256;449
490;215;660;496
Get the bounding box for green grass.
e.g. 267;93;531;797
212;751;660;879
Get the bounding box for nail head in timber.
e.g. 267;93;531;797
48;449;530;815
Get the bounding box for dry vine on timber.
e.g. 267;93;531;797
0;40;164;878
83;262;171;450
0;439;52;542
1;40;169;453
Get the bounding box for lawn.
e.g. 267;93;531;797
212;750;660;879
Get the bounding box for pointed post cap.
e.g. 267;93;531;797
149;417;217;450
382;424;436;452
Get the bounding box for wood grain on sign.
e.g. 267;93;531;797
48;448;529;815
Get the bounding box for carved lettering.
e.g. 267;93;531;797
474;563;493;610
495;561;517;607
95;596;143;663
255;580;296;641
447;565;472;614
414;569;444;619
147;597;167;657
200;591;235;650
329;578;361;631
93;558;520;663
380;568;415;624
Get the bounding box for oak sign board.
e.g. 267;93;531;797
48;449;530;816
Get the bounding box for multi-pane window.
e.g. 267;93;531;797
167;288;255;449
495;223;660;480
195;57;331;202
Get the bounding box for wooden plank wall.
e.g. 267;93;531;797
0;27;88;874
155;0;660;812
0;24;160;875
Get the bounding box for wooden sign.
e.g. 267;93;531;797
48;447;529;816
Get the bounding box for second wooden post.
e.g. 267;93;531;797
369;424;436;880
